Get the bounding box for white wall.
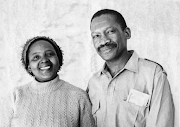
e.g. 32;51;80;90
0;0;179;126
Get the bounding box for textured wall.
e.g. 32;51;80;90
0;0;179;126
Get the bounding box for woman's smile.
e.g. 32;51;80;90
28;40;60;82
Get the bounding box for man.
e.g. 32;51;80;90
87;9;174;127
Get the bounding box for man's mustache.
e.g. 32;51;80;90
98;42;117;51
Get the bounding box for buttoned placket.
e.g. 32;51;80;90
104;76;114;126
104;68;125;126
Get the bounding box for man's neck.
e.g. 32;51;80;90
106;50;131;77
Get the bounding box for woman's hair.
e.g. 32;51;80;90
21;36;63;76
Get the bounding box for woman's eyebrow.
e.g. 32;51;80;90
31;52;40;56
46;49;54;52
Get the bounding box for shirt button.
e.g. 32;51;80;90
130;108;137;115
132;111;136;115
123;97;127;101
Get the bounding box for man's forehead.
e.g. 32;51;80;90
90;14;117;31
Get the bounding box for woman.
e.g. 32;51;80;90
0;36;95;127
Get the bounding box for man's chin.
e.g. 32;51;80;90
100;53;114;61
101;56;113;61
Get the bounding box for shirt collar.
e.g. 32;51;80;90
124;50;139;72
98;50;139;76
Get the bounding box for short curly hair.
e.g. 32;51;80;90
21;36;63;76
91;9;127;30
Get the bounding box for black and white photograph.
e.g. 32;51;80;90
0;0;179;127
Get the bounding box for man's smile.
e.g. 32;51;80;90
98;43;117;54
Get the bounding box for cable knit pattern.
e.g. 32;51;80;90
0;76;95;127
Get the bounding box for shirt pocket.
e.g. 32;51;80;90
121;100;147;127
120;100;139;126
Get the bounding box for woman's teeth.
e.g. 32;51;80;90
40;66;50;70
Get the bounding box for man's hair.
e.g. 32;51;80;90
91;9;127;30
21;36;63;76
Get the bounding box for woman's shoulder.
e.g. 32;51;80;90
59;80;88;98
0;82;32;106
12;82;32;94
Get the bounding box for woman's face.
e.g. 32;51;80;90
28;40;60;82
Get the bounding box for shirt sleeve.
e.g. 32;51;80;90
146;65;175;127
0;93;14;127
79;91;96;127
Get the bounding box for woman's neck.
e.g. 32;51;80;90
31;75;60;94
35;74;58;83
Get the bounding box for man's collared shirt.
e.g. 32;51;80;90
87;51;174;127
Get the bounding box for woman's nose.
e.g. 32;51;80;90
40;56;49;63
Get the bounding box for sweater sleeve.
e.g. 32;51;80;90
79;91;96;127
0;93;14;127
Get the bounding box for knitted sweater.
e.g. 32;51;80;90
0;76;95;127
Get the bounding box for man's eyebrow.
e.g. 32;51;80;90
91;25;116;35
105;26;115;30
91;32;97;35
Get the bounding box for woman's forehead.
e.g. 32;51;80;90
28;40;55;53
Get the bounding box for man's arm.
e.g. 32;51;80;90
146;66;174;127
79;91;96;127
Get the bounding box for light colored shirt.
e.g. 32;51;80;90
87;51;174;127
0;76;95;127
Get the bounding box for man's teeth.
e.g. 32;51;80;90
40;66;50;70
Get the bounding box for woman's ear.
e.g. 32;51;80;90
124;27;131;39
28;66;32;73
28;66;34;76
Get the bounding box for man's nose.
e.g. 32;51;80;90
100;34;110;45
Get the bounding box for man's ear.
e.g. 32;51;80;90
124;27;131;39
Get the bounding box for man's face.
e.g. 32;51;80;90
90;14;129;62
28;40;60;82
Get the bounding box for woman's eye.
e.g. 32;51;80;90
32;55;40;61
46;52;55;57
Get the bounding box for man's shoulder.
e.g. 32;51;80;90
139;58;166;74
88;70;103;88
89;70;102;81
139;58;163;69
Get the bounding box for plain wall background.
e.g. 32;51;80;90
0;0;179;126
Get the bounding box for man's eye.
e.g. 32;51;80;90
107;29;115;34
92;35;100;39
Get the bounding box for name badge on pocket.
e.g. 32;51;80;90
127;89;150;107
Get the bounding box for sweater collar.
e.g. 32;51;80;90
30;75;62;94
